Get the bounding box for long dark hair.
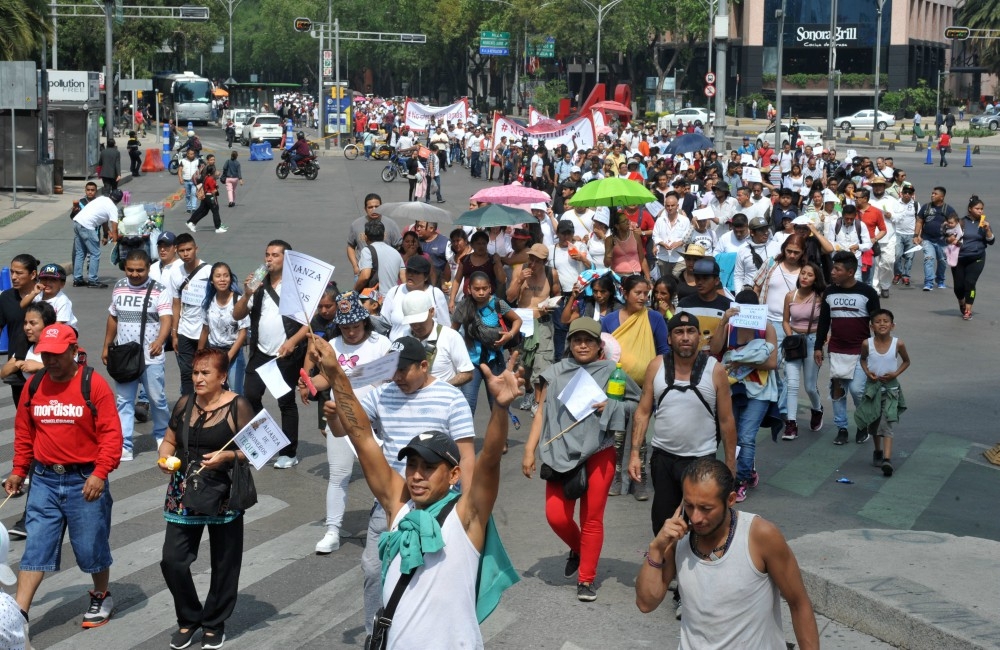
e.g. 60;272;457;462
201;262;242;311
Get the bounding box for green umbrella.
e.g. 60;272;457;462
568;177;656;208
455;203;534;228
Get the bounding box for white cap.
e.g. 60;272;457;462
822;188;840;204
792;215;815;226
570;165;582;173
0;524;15;586
593;211;610;227
402;290;433;324
530;202;548;212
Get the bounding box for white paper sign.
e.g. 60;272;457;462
742;166;763;183
692;207;715;221
180;278;207;307
728;303;768;330
740;154;754;165
348;351;401;389
279;250;336;326
513;309;535;337
404;98;471;133
557;367;606;422
538;295;563;310
903;245;922;256
256;358;291;399
234;409;292;470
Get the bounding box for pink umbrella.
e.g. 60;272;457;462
592;100;633;117
470;185;552;205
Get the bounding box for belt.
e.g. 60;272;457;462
40;462;95;475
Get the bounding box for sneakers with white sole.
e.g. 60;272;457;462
120;448;134;462
315;532;341;554
273;455;299;469
81;590;114;628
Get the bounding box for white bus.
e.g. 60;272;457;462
153;71;215;125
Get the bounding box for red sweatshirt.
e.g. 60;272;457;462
13;369;123;480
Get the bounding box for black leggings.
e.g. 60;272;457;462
952;256;985;304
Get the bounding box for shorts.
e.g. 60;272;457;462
20;464;113;573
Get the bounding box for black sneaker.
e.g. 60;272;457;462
856;428;871;444
201;631;225;649
873;450;884;467
564;551;580;579
87;281;109;288
8;521;26;539
73;279;87;287
834;428;849;445
881;458;894;477
576;582;597;602
170;624;201;649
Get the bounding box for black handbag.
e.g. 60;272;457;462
106;282;155;383
228;457;258;510
366;499;458;650
782;292;817;362
179;397;230;514
539;462;589;500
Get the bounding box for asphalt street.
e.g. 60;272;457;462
0;127;997;648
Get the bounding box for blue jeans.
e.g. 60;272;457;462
459;355;505;416
471;151;482;177
363;144;373;159
73;221;102;283
895;234;916;278
184;180;197;211
922;239;947;286
20;464;113;572
115;362;169;452
227;347;246;395
552;297;569;361
830;357;866;430
772;326;787;419
733;397;770;483
785;332;822;418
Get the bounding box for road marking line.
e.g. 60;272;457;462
768;433;857;497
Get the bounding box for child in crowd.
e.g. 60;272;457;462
943;212;964;267
686;212;718;256
21;263;78;328
857;309;911;477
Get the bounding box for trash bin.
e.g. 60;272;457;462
53;158;65;194
36;160;54;195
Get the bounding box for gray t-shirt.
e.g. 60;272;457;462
359;241;404;292
347;216;403;251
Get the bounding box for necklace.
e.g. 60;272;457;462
690;508;737;561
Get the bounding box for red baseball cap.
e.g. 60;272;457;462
35;324;78;354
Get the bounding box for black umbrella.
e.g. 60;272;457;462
663;133;714;155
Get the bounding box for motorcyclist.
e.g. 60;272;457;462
179;130;202;157
289;131;312;171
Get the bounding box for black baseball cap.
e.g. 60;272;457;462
398;431;460;467
405;255;431;275
389;336;427;370
667;311;701;333
692;258;721;277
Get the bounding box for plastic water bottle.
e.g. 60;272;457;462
606;363;627;401
247;264;268;292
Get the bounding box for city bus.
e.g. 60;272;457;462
153;71;215;125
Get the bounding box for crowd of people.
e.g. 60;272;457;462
1;108;996;650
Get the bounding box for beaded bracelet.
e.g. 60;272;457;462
643;551;664;569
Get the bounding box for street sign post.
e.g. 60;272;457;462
480;31;510;56
705;72;716;85
704;84;716;97
322;50;332;77
526;37;556;58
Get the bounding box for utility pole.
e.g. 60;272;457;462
773;0;786;154
104;0;114;139
825;0;837;138
873;0;887;140
712;0;728;151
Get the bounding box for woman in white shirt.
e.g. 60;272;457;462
199;262;249;394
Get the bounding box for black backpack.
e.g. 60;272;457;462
26;366;97;421
656;351;720;443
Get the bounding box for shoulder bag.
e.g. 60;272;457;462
227;400;258;510
106;282;154;383
366;498;459;650
179;397;231;515
781;291;816;361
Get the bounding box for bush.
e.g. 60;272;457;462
953;128;995;138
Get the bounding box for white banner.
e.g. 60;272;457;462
235;409;292;470
491;111;596;151
403;98;470;133
279;250;336;326
528;106;543;126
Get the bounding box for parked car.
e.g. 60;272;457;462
240;113;284;145
657;108;715;130
755;123;825;150
970;109;1000;131
834;110;896;130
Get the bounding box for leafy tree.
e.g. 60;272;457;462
958;0;1000;76
532;77;567;114
0;0;51;61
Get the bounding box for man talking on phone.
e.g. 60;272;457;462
635;458;819;650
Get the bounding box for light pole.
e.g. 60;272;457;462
673;68;683;113
872;0;887;133
936;70;949;118
216;0;244;83
825;0;838;137
773;0;786;153
700;0;719;111
104;0;114;139
575;0;625;89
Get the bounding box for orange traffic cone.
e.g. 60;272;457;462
142;149;165;172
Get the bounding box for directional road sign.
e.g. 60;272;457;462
480;31;510;56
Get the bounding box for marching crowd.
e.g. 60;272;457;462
0;111;995;650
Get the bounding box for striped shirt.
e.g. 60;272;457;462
360;378;475;475
108;278;172;364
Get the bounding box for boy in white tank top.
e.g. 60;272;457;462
858;309;911;477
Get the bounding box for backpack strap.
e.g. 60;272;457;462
27;366;97;420
655;352;719;443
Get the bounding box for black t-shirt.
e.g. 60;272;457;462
0;288;28;372
917;202;957;242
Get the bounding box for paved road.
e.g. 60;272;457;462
1;128;996;648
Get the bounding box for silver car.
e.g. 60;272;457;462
834;110;896;130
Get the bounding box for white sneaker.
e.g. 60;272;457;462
185;221;196;232
215;225;229;233
120;448;134;462
273;455;299;469
315;531;341;554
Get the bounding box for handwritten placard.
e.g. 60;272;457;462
234;409;292;470
280;250;335;325
728;303;768;330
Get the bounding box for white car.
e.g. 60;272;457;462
834;110;895;130
240;113;284;145
756;123;825;150
223;108;254;130
657;107;715;130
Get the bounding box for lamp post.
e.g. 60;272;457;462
673;68;684;113
825;0;838;137
216;0;245;82
773;0;786;153
936;70;949;118
872;0;887;133
700;0;719;112
575;0;625;89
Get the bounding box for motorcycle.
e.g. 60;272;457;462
380;153;409;183
167;145;202;174
276;149;320;181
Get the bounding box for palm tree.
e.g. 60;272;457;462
0;0;51;61
958;0;1000;76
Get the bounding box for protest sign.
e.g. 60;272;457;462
491;111;596;151
235;409;292;470
404;98;471;133
348;351;401;389
280;250;335;325
256;358;292;399
728;303;768;330
557;367;605;421
742;166;763;183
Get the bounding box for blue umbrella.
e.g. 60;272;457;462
663;133;714;155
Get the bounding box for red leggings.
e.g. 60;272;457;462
544;446;616;583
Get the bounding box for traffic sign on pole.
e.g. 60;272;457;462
704;72;716;85
480;31;510;56
704;84;716;98
322;50;332;77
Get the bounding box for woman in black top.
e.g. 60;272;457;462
952;195;995;320
0;254;40;405
158;348;254;650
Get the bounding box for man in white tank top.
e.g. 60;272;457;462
635;458;819;650
311;335;524;650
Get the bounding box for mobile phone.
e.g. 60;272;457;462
681;508;691;526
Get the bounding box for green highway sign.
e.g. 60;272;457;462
480;31;510;56
526;37;555;58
